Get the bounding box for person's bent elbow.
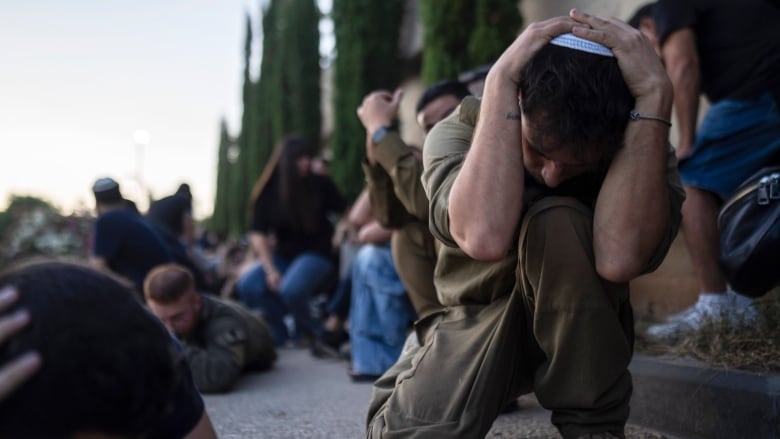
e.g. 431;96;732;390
453;230;511;262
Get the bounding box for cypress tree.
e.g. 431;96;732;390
250;0;321;191
331;0;404;202
210;118;233;236
230;14;255;236
420;0;522;85
278;0;321;153
253;0;280;190
468;0;522;67
419;0;475;85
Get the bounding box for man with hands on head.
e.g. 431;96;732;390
0;260;217;439
366;9;684;439
357;80;470;343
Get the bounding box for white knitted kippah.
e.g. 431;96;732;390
549;33;614;57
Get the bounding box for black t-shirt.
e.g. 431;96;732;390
654;0;780;102
93;208;175;292
148;337;206;439
250;173;347;260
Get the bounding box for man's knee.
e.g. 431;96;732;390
521;197;594;263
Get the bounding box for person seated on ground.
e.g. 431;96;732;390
629;0;779;339
217;239;253;299
366;10;684;439
147;183;195;250
0;259;216;439
312;188;390;358
145;183;211;292
357;79;471;346
235;136;348;347
90;177;175;296
347;234;415;382
324;187;414;381
145;263;277;394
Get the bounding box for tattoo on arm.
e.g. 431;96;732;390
505;112;521;121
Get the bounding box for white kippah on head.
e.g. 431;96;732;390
549;33;614;57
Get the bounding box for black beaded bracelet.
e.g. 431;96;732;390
629;110;672;127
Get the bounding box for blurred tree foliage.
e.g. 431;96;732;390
230;15;255;237
0;196;91;266
209;118;235;236
214;0;523;231
420;0;522;85
330;0;404;202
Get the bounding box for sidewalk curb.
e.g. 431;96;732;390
629;354;780;439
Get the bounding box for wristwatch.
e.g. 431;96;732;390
371;126;393;145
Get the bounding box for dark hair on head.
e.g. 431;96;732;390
144;263;195;303
628;2;656;28
0;259;180;438
415;80;471;113
519;44;634;163
176;183;192;198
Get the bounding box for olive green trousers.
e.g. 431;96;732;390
367;197;634;439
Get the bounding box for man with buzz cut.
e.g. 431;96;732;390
144;263;277;394
366;9;685;439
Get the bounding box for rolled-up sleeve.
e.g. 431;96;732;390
421;96;481;247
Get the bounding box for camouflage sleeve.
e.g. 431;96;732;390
182;316;247;394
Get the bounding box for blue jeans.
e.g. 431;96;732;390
349;244;416;376
680;92;780;199
236;252;334;345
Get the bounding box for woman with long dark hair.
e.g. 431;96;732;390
235;136;347;346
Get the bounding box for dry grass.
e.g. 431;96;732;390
636;291;780;373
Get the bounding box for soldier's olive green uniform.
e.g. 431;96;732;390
366;97;685;438
182;294;277;394
362;133;442;331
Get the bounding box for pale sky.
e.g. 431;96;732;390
0;0;266;220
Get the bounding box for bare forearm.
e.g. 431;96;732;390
249;232;276;272
448;71;525;260
662;29;700;155
348;188;373;227
357;221;393;244
669;63;699;153
594;91;673;282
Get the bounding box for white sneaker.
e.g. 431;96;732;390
646;293;760;340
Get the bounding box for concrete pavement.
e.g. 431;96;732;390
204;348;681;438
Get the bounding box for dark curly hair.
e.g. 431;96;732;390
519;44;634;165
0;259;180;438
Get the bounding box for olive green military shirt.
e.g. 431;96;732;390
421;96;685;305
182;294;276;393
362;131;429;228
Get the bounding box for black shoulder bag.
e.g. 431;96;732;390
718;166;780;298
